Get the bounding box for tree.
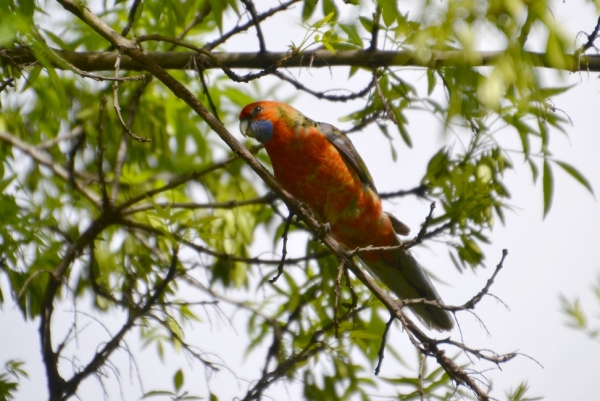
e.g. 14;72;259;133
1;0;599;400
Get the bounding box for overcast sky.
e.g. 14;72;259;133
2;0;600;400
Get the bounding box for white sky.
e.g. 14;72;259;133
1;0;600;400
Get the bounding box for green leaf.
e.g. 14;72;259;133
427;69;436;96
173;369;184;392
542;159;553;218
555;160;594;196
339;24;362;47
528;159;539;183
378;0;398;27
208;0;224;31
313;11;335;29
302;0;318;21
358;16;373;32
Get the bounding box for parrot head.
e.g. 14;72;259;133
238;101;276;144
239;101;301;144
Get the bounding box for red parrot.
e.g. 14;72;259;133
239;101;453;331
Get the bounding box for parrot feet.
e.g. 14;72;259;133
314;222;331;242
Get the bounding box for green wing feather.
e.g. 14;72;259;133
318;123;378;193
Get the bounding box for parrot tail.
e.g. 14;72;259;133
360;247;454;331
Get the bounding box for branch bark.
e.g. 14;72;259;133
3;46;600;72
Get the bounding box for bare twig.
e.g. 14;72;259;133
379;184;428;199
205;0;301;50
194;59;221;121
137;34;299;83
269;211;295;283
36;127;85;150
369;5;382;51
177;2;213;40
0;131;101;206
121;0;142;38
333;261;345;338
66;125;86;188
122;218;330;266
578;16;600;54
460;249;508;310
17;269;54;300
273;70;376;101
116;152;248;212
122;193;277;215
0;77;15;92
240;0;267;53
96;94;110;207
418;354;426;401
374;313;394;375
342;266;358;309
375;69;399;124
112;52;151;143
405;202;436;250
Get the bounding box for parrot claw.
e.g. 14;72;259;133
315;222;331;242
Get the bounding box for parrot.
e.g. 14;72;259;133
239;101;453;331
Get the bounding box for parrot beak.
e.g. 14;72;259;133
239;119;253;138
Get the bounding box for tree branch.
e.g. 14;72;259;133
4;47;599;72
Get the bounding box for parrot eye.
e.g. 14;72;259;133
251;106;262;117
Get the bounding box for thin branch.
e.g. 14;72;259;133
342;110;382;134
177;2;213;40
17;269;54;300
240;0;267;53
96;94;110;207
36;127;85;150
269;211;294;283
122;218;330;265
342;265;358;309
375;69;399;124
116;152;248;212
121;0;143;38
111;72;154;203
112;52;151;142
136;34;299;83
404;202;436;250
418;354;426;401
122;193;276;215
369;5;382;51
0;131;101;206
63;248;182;397
205;0;301;50
460;249;508;310
379;184;428;199
578;16;600;54
374;313;394;376
333;261;345;338
399;249;509;314
243;306;370;401
273;69;376;101
66;125;86;188
193;59;221;122
0;77;15;92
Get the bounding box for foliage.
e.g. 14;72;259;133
0;0;597;400
560;276;600;342
0;360;27;401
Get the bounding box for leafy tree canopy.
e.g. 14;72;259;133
0;0;598;400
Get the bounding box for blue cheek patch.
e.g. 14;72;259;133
251;120;273;143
